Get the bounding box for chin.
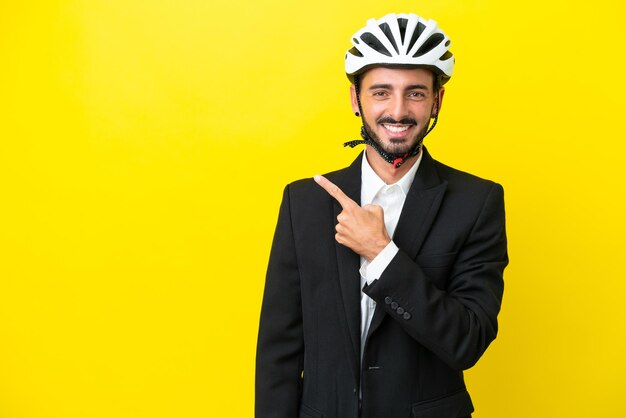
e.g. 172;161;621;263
382;139;418;155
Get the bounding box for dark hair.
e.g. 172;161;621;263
433;73;441;94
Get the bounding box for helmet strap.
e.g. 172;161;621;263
344;75;440;169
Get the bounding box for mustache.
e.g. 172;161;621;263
376;116;417;125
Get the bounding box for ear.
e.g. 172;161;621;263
432;86;445;117
350;84;360;115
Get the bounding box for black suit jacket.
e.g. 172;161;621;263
256;148;508;418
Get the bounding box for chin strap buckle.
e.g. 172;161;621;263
393;153;410;169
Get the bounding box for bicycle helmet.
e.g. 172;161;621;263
345;13;454;84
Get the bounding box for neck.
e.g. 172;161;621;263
365;146;420;184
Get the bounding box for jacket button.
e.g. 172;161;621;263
384;296;392;305
403;312;411;320
396;306;405;315
391;301;399;310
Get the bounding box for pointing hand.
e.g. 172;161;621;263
314;174;390;261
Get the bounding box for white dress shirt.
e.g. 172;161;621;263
358;151;422;361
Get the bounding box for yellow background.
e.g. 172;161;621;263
1;1;625;417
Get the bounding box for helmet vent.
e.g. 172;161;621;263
398;18;408;44
407;22;426;52
440;51;453;61
413;33;444;57
348;46;363;58
360;32;393;57
378;22;399;54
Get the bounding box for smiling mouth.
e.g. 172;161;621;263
382;124;413;134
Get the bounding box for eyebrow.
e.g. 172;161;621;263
368;83;430;91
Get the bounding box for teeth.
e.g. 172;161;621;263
383;124;410;133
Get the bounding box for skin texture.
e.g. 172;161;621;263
316;67;445;261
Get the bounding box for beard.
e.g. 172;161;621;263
362;115;427;157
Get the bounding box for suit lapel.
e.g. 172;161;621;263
393;148;447;259
331;154;363;377
367;148;448;339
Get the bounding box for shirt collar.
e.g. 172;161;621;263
361;150;423;204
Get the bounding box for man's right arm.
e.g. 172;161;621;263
255;185;304;417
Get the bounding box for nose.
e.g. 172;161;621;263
389;95;409;121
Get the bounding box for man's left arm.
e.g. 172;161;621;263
364;182;507;371
314;174;507;371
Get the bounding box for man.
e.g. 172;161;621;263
256;13;508;418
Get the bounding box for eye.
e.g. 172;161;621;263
372;90;388;97
409;91;426;98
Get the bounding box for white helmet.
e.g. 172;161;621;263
345;13;454;84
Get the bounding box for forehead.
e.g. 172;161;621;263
361;67;434;89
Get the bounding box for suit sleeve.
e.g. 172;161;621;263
255;185;304;417
363;182;508;371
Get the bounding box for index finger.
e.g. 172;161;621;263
314;174;358;209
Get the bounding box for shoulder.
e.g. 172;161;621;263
426;156;505;219
278;164;352;214
432;158;504;196
287;155;361;197
275;165;355;228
